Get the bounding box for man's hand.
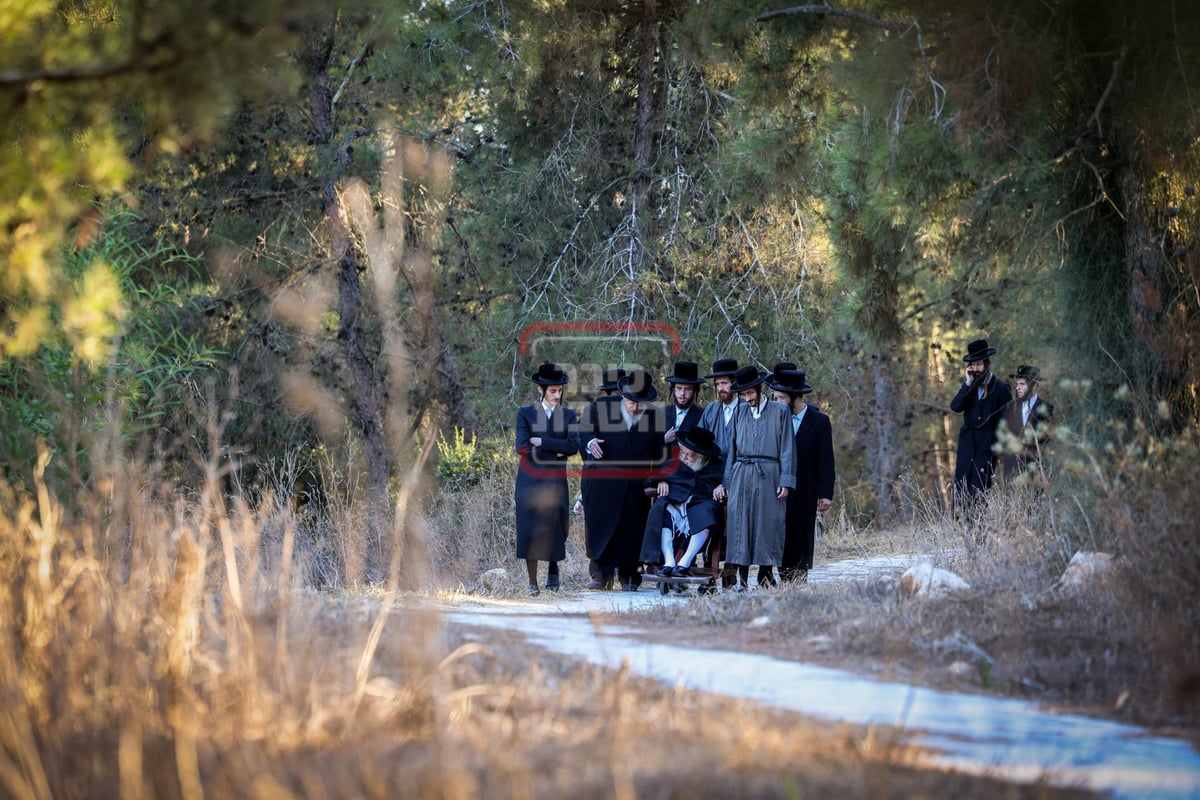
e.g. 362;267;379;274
713;485;727;502
664;427;677;443
657;481;669;497
530;436;542;447
817;498;832;513
776;486;790;499
587;438;605;459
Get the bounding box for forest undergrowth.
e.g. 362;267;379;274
0;449;1096;800
1;400;1197;798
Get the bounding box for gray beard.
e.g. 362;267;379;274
620;406;644;428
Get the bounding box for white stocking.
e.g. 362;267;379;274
659;528;677;567
678;528;710;568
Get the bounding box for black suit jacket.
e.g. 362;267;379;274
783;405;835;570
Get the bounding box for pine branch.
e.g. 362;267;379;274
754;4;951;34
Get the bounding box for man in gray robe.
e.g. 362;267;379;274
713;365;796;592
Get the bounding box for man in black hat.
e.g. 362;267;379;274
770;369;835;583
574;368;629;516
698;358;742;457
578;369;670;590
663;360;706;443
950;338;1012;506
1002;364;1054;483
713;365;796;591
515;362;581;595
638;427;726;577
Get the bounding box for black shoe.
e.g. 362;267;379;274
546;575;560;591
587;579;611;590
527;584;540;597
672;565;693;578
655;565;675;578
757;569;777;588
730;581;747;593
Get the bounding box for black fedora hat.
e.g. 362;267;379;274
962;339;997;363
617;369;659;403
769;369;813;396
728;364;769;393
676;427;723;459
596;368;627;391
531;362;570;385
665;360;705;385
1009;364;1041;382
705;358;739;379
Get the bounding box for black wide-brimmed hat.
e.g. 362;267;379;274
1009;364;1041;382
728;364;769;393
770;361;797;380
962;339;997;363
676;427;723;459
617;369;659;403
531;362;570;385
769;369;813;396
596;368;627;391
665;360;705;385
705;358;739;379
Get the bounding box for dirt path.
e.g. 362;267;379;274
433;554;1200;799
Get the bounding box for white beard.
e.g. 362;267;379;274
620;406;644;429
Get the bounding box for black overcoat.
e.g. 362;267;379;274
578;396;669;567
950;374;1012;499
782;406;835;572
638;455;725;562
514;403;580;561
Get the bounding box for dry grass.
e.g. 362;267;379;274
3;350;1192;798
0;453;1093;799
618;453;1200;734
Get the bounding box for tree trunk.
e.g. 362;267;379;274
870;357;900;525
304;26;394;552
1116;159;1176;403
632;0;659;196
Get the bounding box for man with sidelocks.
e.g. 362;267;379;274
514;362;580;596
714;365;795;592
770;368;835;584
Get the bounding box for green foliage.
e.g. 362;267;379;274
0;207;223;487
436;426;509;490
0;0;323;361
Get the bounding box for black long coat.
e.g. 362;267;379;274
950;374;1012;500
514;403;580;561
782;406;835;572
578;396;669;568
639;455;725;562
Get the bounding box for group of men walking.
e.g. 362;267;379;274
514;358;836;595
